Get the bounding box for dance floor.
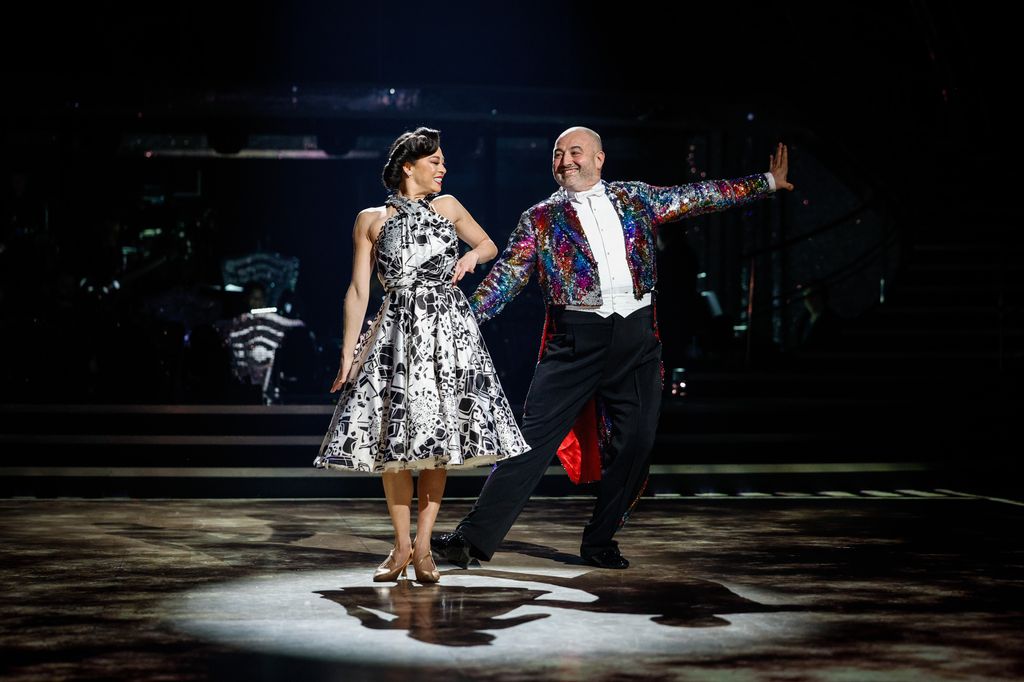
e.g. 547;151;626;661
1;491;1022;681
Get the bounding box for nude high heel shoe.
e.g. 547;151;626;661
373;547;413;582
413;550;441;583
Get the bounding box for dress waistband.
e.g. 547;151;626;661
385;280;452;293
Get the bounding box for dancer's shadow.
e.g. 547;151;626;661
317;564;803;647
315;582;550;646
469;567;804;627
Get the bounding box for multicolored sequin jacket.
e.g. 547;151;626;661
469;174;775;486
469;174;773;322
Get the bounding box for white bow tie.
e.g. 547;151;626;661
570;184;605;202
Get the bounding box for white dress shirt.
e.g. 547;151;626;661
564;181;649;317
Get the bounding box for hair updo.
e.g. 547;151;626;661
381;127;441;191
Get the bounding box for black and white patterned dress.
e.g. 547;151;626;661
315;194;529;473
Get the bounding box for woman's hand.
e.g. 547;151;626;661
452;250;481;283
330;353;354;393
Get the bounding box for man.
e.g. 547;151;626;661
434;127;792;569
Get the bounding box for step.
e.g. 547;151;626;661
0;462;972;498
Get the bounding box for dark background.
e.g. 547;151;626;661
0;2;1018;451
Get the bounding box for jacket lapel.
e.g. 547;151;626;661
604;182;633;243
553;194;592;254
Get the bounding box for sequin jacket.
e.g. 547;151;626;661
469;174;773;322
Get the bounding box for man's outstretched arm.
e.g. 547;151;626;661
468;211;539;323
640;143;792;225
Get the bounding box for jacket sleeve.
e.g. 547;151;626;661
634;173;774;227
468;210;538;323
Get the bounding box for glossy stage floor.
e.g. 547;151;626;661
2;490;1022;681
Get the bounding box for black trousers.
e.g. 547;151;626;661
457;306;662;559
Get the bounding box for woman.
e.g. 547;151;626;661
315;127;528;583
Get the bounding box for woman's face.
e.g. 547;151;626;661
402;147;446;195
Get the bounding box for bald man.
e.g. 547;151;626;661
433;127;792;569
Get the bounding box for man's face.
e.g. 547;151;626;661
552;131;605;191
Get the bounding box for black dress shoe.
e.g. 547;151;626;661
581;548;629;569
430;531;472;569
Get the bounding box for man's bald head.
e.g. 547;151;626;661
555;126;603;151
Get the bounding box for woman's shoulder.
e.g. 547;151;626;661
355;206;389;240
430;194;462;222
430;194;461;208
357;205;389;223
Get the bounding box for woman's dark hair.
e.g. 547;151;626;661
381;127;441;190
